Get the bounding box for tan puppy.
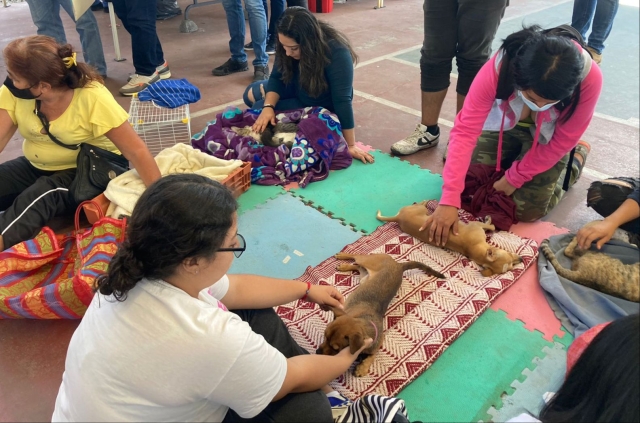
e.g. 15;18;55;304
317;253;444;376
377;201;522;276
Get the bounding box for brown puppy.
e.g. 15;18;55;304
377;201;522;276
317;253;444;376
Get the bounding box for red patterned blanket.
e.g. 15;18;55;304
277;201;538;398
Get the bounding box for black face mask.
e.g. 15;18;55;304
3;76;41;100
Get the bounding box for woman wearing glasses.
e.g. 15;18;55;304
52;174;365;422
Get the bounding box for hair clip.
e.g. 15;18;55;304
62;52;77;69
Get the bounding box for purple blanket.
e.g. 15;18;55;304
190;106;352;187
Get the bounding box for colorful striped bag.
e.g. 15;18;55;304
0;201;126;319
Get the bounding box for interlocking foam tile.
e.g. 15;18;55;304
397;309;554;423
237;185;286;215
485;342;569;422
290;150;443;233
229;194;362;279
490;221;571;341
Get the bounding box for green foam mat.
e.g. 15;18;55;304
397;309;555;423
290;151;443;233
237;185;286;215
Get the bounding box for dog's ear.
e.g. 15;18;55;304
329;306;346;320
348;332;365;354
481;267;494;277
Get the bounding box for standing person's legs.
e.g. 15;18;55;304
214;0;251;76
390;0;457;156
268;0;286;47
586;0;619;56
112;0;164;94
456;0;508;103
59;0;107;76
244;0;269;80
0;157;77;251
24;0;67;45
221;308;333;423
571;0;598;39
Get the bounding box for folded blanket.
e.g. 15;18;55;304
190;106;352;187
137;79;201;108
462;163;518;231
104;143;242;218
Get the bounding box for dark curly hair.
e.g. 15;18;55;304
3;35;103;89
94;174;238;301
540;314;639;422
496;25;586;123
275;6;358;98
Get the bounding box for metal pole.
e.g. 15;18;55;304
108;2;126;62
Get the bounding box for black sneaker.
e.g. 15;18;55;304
266;38;276;55
244;42;253;51
212;59;249;76
253;65;270;82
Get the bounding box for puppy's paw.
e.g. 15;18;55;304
335;253;353;260
354;363;370;377
336;264;354;272
484;215;492;225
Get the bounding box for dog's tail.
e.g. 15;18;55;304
376;210;399;222
401;261;445;279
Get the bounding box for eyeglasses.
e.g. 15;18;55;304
217;233;246;258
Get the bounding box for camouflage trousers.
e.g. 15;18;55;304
469;126;581;222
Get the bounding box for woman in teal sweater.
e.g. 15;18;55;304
243;7;373;164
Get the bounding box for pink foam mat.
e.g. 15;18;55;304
490;221;571;341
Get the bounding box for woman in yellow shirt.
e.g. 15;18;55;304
0;36;160;251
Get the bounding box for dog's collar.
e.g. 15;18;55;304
369;320;379;344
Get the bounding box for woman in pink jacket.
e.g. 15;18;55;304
428;25;603;246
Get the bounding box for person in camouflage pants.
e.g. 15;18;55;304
467;124;589;222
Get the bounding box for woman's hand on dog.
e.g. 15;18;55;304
348;145;375;164
253;108;277;133
307;285;345;311
338;338;374;360
422;205;459;246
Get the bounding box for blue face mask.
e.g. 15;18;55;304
518;90;559;112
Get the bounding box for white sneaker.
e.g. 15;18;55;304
390;124;440;156
119;73;160;96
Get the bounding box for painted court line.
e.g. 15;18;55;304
190;99;244;118
355;44;423;69
354;89;455;128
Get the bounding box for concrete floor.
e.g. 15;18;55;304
0;0;638;421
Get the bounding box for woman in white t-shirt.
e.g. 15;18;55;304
52;174;371;423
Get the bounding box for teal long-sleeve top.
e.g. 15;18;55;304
266;40;355;129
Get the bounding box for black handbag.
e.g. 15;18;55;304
35;100;130;203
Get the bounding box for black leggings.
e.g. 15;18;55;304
222;308;333;423
587;177;640;234
0;157;77;249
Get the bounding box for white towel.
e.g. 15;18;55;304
104;143;243;218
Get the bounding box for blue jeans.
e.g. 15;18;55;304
111;0;165;76
571;0;619;54
260;0;286;41
243;80;303;110
222;0;268;67
25;0;107;76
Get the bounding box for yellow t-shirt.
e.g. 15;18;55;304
0;82;128;171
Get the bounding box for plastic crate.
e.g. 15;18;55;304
222;162;251;198
82;162;250;223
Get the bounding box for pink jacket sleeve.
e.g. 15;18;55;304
505;63;603;188
440;55;500;208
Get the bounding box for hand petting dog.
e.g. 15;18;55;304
306;284;345;311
